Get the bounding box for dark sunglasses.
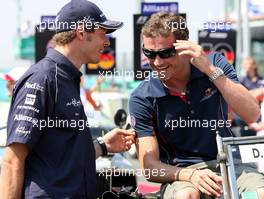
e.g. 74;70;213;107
142;46;176;59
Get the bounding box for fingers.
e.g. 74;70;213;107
199;175;222;197
125;141;132;151
173;43;197;52
173;41;203;59
207;170;223;185
192;169;222;197
115;128;135;136
178;50;196;57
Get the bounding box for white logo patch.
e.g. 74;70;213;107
25;94;36;106
130;115;136;127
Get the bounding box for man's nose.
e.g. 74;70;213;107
153;55;164;67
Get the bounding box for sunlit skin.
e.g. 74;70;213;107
143;34;191;92
80;28;110;64
55;27;110;70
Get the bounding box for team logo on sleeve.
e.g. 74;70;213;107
25;94;36;106
25;82;44;92
130;115;136;127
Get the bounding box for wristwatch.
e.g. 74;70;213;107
209;67;224;82
96;136;108;156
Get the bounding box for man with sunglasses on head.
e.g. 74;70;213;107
129;12;264;199
0;0;135;199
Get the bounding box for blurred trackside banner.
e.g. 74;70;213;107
198;29;237;68
141;2;178;16
35;16;56;62
133;13;186;81
35;27;56;62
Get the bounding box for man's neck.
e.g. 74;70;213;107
54;45;83;70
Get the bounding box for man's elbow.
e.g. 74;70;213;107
2;143;29;170
245;105;261;124
2;154;25;171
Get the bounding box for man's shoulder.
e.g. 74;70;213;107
14;58;56;93
131;79;151;99
22;58;56;82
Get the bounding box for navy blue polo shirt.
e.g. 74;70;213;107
240;75;264;90
7;48;96;198
129;52;239;167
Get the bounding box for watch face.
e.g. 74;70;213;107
210;68;224;81
97;137;104;144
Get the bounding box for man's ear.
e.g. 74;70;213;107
76;26;92;42
75;26;85;40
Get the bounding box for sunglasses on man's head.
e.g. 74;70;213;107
142;46;177;59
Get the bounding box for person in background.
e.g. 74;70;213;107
80;76;104;110
240;57;264;102
0;67;28;146
0;67;29;97
234;57;264;136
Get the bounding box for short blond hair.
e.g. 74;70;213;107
52;30;76;46
141;12;189;40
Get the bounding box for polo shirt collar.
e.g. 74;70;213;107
148;65;205;98
45;48;82;79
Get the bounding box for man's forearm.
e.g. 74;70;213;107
206;66;260;124
0;160;25;199
143;159;194;183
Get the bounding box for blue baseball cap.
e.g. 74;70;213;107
55;0;123;34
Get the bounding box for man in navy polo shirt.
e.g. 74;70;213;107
129;13;264;198
0;0;135;198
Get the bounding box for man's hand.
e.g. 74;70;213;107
173;40;213;74
250;88;264;102
249;122;264;132
103;128;135;153
189;169;223;197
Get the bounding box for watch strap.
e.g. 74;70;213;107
96;136;108;156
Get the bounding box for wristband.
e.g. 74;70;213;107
175;168;183;181
189;169;199;182
96;136;108;156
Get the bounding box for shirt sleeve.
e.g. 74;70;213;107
129;94;155;138
209;52;240;83
6;72;51;149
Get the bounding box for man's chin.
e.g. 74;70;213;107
89;58;100;64
159;73;173;82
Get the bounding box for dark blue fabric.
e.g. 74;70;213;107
55;0;123;33
129;52;239;166
7;48;96;199
240;75;264;90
